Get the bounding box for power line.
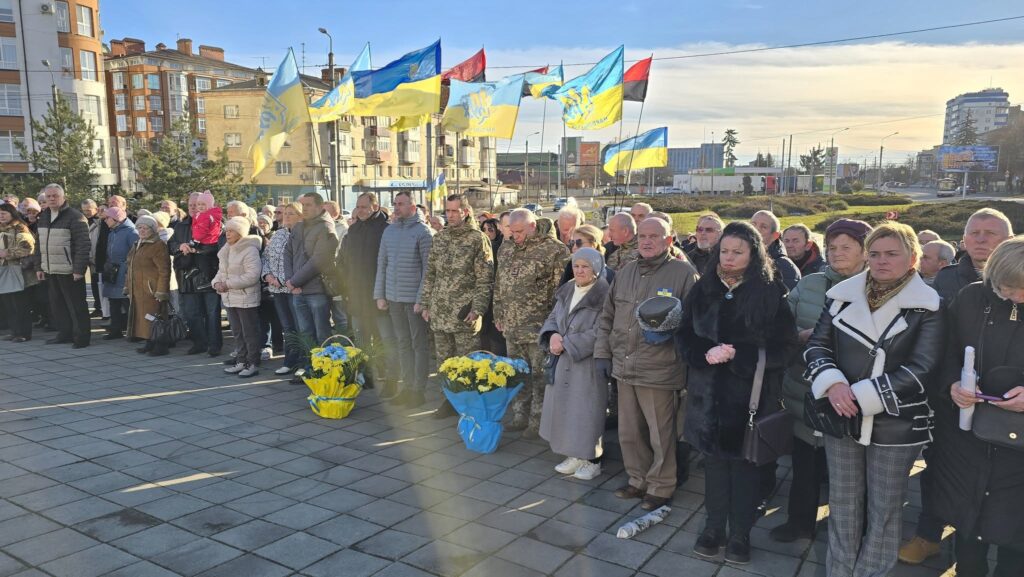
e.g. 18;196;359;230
489;15;1024;69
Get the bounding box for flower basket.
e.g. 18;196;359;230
303;335;367;420
439;351;529;453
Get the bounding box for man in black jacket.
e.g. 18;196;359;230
36;184;91;348
683;213;723;276
751;210;801;290
338;192;393;393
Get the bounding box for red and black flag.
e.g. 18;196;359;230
442;48;487;83
623;56;652;102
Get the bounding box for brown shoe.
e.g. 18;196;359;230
613;485;645;500
898;536;941;565
640;494;671;511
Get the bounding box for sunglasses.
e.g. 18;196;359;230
572;239;589;247
696;227;720;233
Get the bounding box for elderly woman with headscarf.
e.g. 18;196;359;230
126;214;171;355
214;216;263;378
539;247;612;481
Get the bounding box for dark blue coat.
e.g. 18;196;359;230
101;219;138;299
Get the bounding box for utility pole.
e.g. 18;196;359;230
318;28;341;207
786;134;793;194
878;131;898;191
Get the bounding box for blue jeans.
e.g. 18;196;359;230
291;292;332;344
181;291;223;353
272;293;302;368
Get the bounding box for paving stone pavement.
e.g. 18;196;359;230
0;327;958;576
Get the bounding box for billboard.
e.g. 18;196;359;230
579;142;600;171
823;147;838;193
562;136;581;176
938;145;999;172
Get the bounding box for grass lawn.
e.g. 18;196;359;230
670;202;914;236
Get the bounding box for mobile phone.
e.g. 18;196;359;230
975;392;1004;402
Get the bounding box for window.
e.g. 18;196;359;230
228;161;242;175
169;98;182;112
151;117;163;132
133;95;145;110
94;139;105;168
55;1;70;32
0;38;16;70
0;131;23;161
75;5;93;36
194;77;211;91
114;94;126;111
116;114;127;132
0;84;20;116
216;79;231;88
387;166;393;178
79;50;97;81
149;95;162;110
194;98;205;114
79;95;101;126
135;117;147;132
0;1;12;22
196;118;206;133
223;105;239;119
167;75;183;91
112;72;125;90
131;74;143;89
224;133;241;148
275;161;292;176
147;74;160;90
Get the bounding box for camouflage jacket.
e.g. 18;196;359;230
494;230;570;343
605;236;638;271
419;218;494;333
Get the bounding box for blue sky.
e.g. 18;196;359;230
101;1;1024;162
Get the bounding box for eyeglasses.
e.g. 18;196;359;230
696;227;720;234
572;239;589;247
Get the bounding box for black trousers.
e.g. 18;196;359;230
914;446;946;542
1;289;33;338
704;453;760;538
89;266;101;313
786;437;827;531
48;274;90;345
30;281;49;325
955;535;1024;577
108;298;129;336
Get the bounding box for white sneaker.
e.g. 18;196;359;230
238;365;260;378
555;457;584;475
573;461;602;480
224;362;246;374
275;366;293;375
260;347;273;361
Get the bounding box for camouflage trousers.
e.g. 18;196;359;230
506;338;547;430
434;331;480;369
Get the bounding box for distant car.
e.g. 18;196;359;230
954;185;976;195
936;189;955;198
553;198;568;212
523;203;543;215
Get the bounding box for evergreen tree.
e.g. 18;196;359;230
765;152;775;167
722;129;739;167
135;117;243;202
953;110;980;146
15;97;97;202
753;152;766;167
799;146;826;175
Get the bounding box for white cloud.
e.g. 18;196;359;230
475;41;1024;165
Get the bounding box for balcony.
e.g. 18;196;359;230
459;146;475;167
365;125;391;138
365;150;392;164
337;119;352;132
437;153;454;167
399;148;420;165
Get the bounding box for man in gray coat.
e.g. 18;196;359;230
285;192;339;343
374;190;432;408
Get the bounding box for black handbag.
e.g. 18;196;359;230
803;393;863;439
742;348;795;466
150;301;188;345
970;306;1024;452
101;262;121;284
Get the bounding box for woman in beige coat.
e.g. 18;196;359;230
126;215;171;355
214;216;263;377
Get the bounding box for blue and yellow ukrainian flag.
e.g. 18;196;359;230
524;64;563;98
602;127;668;175
429;172;448;206
552;47;623;130
251;49;309;178
308;43;371;123
441;75;524;139
351;40;441;117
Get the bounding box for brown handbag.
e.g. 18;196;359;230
742;348;795;465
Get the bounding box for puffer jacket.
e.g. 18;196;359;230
101;219;139;299
285;209;338;295
374;211;432;304
594;251;699;389
0;221;39;288
37;202;90;276
261;227;291;294
805;271;944;446
212;235;262;308
419;217;494;333
768;238;801;291
783;265;859;446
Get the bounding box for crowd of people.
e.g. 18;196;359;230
1;184;1023;576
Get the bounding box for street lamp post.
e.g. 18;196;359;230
878;131;899;192
318;27;341;208
524;131;539;205
829;127;849;194
41;59;58;103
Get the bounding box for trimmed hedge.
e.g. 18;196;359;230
649;193;911;218
812;201;1024;240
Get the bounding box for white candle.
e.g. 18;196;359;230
959;346;977;431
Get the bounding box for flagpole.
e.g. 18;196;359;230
614;114;625;211
456;131;461;198
539;99;547;202
624;97;646;194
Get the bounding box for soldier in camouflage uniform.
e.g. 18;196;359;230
494;210;570;438
605;212;639;271
420;194;494;418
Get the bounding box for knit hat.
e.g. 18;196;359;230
137;208;152;218
224;216;250;236
571;247;605;277
20;198;40;212
136;215;158;234
106;206;126;222
825;218;873;247
152;211;171;230
257;214;273;227
197;190;215;208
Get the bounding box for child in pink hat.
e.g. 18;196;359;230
191;190;222;245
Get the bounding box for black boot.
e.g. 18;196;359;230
148;342;169;356
136;340;153;354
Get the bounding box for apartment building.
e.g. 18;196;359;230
2;0;113;187
104;37;255;194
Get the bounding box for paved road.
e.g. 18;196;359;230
0;324;955;576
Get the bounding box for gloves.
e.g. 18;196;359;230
154;292;169;302
595;358;613;381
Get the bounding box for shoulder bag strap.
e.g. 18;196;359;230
747;348;768;424
857;311;907;380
